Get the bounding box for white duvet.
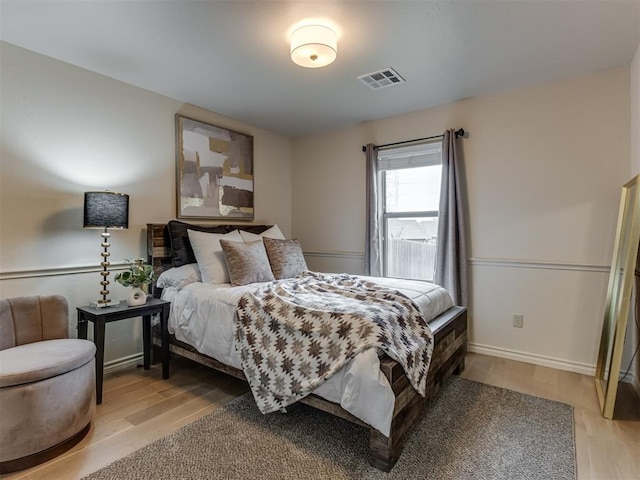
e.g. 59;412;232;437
161;275;453;436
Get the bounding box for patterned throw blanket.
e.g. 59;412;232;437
234;271;434;414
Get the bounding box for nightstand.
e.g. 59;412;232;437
77;298;170;404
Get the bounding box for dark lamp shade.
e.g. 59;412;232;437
83;191;129;229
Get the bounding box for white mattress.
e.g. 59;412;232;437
161;275;453;436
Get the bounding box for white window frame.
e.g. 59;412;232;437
378;141;443;280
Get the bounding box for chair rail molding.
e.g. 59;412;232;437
303;251;610;274
469;257;609;273
0;263;129;281
303;250;366;260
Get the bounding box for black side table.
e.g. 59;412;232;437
77;298;170;404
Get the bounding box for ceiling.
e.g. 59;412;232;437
1;1;639;138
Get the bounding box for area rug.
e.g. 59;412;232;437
84;377;576;480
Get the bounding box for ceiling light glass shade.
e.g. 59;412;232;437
290;25;337;68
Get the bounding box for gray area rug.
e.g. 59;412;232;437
84;377;576;479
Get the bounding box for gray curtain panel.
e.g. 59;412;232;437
435;129;469;306
365;143;382;276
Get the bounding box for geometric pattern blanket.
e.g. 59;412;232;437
234;271;434;415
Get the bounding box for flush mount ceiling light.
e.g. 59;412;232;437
290;24;337;68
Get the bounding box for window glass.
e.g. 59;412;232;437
385;217;438;281
384;165;442;213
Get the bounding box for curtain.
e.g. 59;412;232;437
435;129;469;307
365;143;381;276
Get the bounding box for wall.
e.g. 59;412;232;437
292;68;630;375
0;43;292;368
1;41;634;380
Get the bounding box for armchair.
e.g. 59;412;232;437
0;295;96;473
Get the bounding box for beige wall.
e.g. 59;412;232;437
0;43;292;367
1;40;635;378
292;68;631;374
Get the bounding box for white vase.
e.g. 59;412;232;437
127;286;147;306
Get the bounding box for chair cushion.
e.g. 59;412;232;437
0;339;96;388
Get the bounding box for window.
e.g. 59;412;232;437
378;142;442;281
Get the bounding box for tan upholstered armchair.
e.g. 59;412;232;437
0;295;96;473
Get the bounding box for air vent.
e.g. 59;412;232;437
357;67;405;90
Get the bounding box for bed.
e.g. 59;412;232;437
146;222;467;471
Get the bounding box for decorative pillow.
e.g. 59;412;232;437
187;229;243;283
168;221;230;267
239;224;285;242
219;240;276;286
262;237;308;280
156;263;201;290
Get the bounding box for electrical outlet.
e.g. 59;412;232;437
513;314;524;328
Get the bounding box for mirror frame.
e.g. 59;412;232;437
595;174;640;419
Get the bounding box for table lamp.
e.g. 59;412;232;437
83;191;129;308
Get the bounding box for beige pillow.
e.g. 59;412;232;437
262;237;308;280
219;239;276;286
187;229;243;284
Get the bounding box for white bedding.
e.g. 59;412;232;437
161;275;453;436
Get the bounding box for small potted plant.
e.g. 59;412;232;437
115;258;154;306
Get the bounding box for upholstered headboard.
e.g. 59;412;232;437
146;222;272;294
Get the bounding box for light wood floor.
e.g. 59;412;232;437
2;353;638;480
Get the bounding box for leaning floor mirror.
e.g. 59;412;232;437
595;174;640;419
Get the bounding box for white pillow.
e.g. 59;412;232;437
156;263;201;290
239;225;286;242
187;229;243;283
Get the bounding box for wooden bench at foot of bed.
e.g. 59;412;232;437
152;305;467;472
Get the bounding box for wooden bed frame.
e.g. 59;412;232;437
146;223;467;472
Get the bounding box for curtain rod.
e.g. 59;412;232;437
361;128;465;152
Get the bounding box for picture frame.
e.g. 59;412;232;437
175;114;254;220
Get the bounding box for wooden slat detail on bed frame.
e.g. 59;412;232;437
146;223;467;472
147;224;173;288
369;306;466;470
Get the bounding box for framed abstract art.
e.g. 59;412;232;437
175;115;254;219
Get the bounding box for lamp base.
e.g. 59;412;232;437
89;300;118;309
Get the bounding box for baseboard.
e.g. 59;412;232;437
469;343;640;385
103;352;144;375
101;345;638;388
633;377;640;398
469;342;596;376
